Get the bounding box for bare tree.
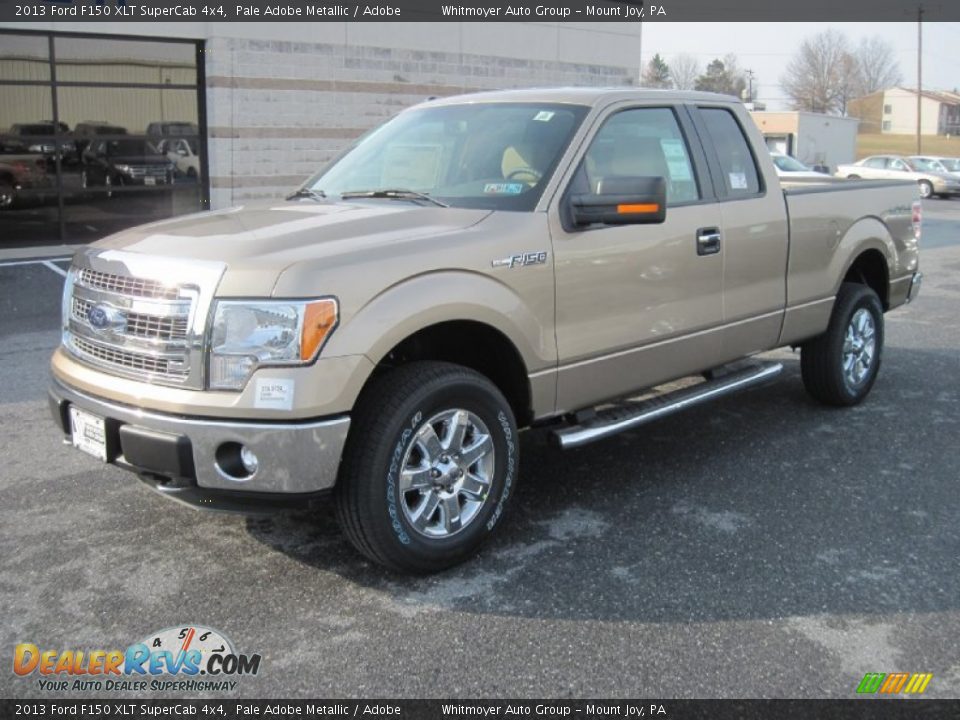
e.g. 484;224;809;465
670;53;700;91
780;30;856;114
853;36;902;96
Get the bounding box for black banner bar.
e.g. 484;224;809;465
0;0;958;23
2;700;960;720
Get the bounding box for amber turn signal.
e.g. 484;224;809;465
300;299;339;361
617;203;660;214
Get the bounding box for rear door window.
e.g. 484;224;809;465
698;107;762;197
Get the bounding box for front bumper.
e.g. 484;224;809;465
49;379;350;512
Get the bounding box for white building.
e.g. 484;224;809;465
750;111;859;173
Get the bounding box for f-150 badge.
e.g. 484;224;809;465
491;251;548;269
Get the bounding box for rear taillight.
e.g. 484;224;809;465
912;200;922;241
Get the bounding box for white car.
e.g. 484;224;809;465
159;138;200;179
770;152;831;180
835;155;960;199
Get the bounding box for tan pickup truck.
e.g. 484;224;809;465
50;89;923;572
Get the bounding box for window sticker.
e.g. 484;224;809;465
533;111;555;122
484;183;525;195
380;143;443;190
729;172;748;190
661;139;693;181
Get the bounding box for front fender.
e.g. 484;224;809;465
325;270;555;373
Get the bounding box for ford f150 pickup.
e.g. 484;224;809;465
50;89;923;572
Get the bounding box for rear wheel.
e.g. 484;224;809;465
847;174;860;180
335;361;518;573
801;282;884;406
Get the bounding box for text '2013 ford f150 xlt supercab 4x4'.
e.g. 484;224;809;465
50;89;923;572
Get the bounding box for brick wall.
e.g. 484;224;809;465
204;30;639;208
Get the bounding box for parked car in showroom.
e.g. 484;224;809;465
836;155;960;198
909;155;960;179
158;137;200;180
73;122;128;157
770;152;832;181
80;137;174;197
0;151;51;209
3;122;76;167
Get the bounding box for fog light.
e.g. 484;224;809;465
240;446;259;474
215;442;259;481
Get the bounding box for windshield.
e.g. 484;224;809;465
303;103;589;211
771;154;810;172
105;139;157;156
910;157;943;172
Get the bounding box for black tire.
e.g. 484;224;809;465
918;180;933;199
335;361;518;573
847;174;860;180
801;282;884;407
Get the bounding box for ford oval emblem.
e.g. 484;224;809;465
87;304;122;333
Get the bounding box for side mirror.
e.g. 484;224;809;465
570;176;667;227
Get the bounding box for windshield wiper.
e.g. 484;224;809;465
340;189;449;208
286;188;327;201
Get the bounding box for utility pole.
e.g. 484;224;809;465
745;69;755;103
917;3;923;154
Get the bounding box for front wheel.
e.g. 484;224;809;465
801;282;884;406
918;180;933;199
335;361;518;573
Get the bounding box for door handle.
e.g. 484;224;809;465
696;228;721;256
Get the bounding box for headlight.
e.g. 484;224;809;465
115;164;132;174
28;144;43;153
208;298;338;390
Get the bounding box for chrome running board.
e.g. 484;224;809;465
551;361;783;450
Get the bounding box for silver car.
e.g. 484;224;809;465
836;154;960;199
910;155;960;179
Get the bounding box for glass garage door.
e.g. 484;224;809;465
0;31;207;247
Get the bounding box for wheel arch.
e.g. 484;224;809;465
325;271;555;427
833;217;895;311
842;247;890;310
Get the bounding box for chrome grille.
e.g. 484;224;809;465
78;268;179;300
129;165;169;178
72;296;188;342
69;335;184;378
125;311;189;341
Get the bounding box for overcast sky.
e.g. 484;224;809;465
638;22;958;109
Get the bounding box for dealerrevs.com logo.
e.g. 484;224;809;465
13;625;262;693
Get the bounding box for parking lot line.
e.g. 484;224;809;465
42;261;68;278
0;257;71;268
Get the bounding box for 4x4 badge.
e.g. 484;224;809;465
491;251;548;269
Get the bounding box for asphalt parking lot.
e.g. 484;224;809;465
1;199;959;699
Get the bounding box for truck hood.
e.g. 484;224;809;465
92;199;493;295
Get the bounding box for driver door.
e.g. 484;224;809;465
549;105;726;412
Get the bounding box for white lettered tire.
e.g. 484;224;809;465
335;361;518;573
